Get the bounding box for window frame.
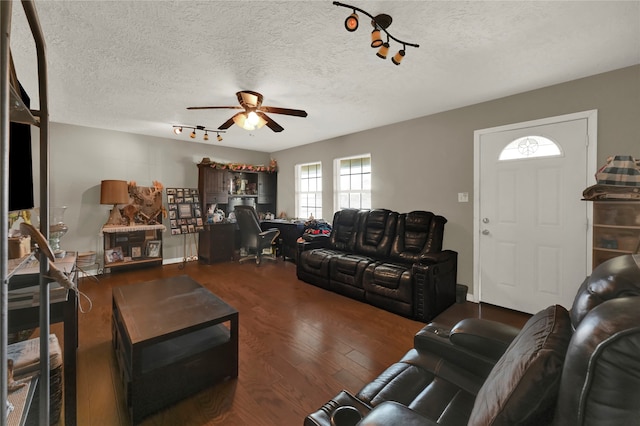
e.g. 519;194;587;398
334;154;372;213
295;161;323;219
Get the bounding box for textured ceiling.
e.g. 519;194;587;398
8;1;640;153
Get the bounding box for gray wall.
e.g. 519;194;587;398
273;65;640;293
30;123;271;264
26;65;639;286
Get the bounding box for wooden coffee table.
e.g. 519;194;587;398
112;275;238;424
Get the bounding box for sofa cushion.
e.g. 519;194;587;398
469;304;572;426
389;211;447;264
355;209;397;258
328;208;360;252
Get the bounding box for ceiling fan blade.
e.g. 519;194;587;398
218;113;241;130
257;112;284;132
237;91;263;109
260;106;308;117
187;106;243;110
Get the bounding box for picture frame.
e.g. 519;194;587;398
146;240;162;258
105;247;124;264
178;203;193;219
131;246;142;258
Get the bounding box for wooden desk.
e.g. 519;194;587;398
198;223;237;263
8;252;78;426
260;220;305;262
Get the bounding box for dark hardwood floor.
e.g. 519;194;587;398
55;259;529;425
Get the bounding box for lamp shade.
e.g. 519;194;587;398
100;180;130;205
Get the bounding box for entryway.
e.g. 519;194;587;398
473;111;597;314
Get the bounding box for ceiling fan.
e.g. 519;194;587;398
187;90;308;133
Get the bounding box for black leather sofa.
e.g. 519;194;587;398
296;208;458;322
305;254;640;426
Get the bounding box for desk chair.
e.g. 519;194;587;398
234;205;280;265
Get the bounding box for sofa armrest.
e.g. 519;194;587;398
411;250;458;322
358;401;438;426
448;318;520;360
418;249;456;265
297;236;330;253
304;390;371;426
413;321;506;379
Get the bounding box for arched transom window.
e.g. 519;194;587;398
498;135;563;161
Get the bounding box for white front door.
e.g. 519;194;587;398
474;111;596;314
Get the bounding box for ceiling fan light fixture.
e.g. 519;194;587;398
370;28;383;48
392;49;405;65
246;111;260;126
233;113;256;131
376;42;390;59
345;11;359;32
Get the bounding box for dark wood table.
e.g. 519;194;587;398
112;275;239;424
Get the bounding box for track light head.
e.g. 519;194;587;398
345;11;359;32
370;28;383;48
203;131;209;141
392;49;405;65
190;129;196;138
376;42;390;59
173;126;182;135
217;134;223;142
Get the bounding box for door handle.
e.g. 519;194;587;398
482;229;490;235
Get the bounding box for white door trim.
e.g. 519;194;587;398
472;110;598;303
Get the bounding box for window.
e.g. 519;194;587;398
295;162;322;219
335;155;371;210
498;135;562;161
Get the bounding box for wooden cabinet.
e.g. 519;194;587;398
198;223;236;264
102;225;165;272
197;163;277;217
592;201;640;269
198;165;230;208
258;172;277;205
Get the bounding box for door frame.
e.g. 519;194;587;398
472;110;598;303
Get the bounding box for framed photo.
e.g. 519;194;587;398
131;246;142;258
105;247;124;264
146;240;161;257
178;203;193;219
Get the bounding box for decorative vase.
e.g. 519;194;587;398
49;206;69;257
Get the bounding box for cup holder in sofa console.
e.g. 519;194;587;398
330;406;363;426
423;325;450;338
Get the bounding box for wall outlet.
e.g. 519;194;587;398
458;192;469;203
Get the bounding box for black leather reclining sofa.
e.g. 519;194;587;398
296;208;458;322
305;254;640;426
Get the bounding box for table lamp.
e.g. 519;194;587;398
101;180;130;227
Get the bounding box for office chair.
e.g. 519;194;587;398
234;205;280;265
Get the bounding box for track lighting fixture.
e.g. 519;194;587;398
172;125;225;142
345;11;358;32
333;1;419;65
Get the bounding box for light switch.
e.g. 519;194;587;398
458;192;469;203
